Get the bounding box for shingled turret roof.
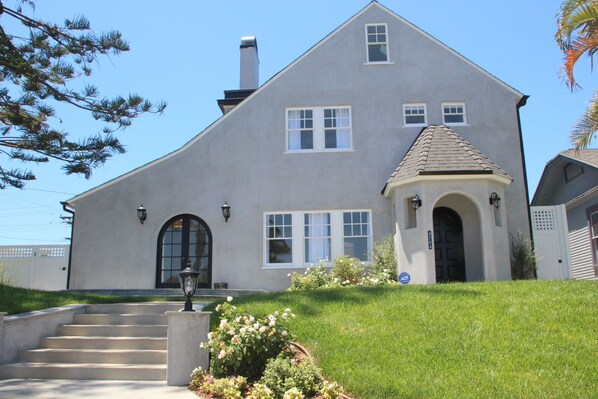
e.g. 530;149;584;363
384;125;511;192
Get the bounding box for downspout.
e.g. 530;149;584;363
515;95;532;238
60;201;75;290
515;95;536;278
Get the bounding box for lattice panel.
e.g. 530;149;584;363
532;209;556;231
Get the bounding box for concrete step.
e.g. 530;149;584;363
0;362;166;381
58;324;167;337
73;313;168;325
40;336;167;350
17;348;167;364
85;303;184;315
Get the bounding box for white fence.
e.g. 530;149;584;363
0;245;69;291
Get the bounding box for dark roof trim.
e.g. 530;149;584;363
419;170;494;176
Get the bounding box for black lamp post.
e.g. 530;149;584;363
137;204;147;224
221;201;231;222
179;260;199;312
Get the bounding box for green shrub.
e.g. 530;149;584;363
258;353;323;399
200;297;295;381
201;375;248;399
246;383;275;399
0;263;13;286
330;256;364;285
319;380;345;399
370;234;397;280
289;263;330;291
510;232;536;280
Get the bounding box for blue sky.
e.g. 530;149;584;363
0;0;595;245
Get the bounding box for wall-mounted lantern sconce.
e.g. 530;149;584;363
489;192;501;209
410;194;422;211
221;201;231;222
179;260;199;312
137;204;147;224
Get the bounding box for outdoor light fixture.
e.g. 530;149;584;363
137;204;147;224
410;194;422;211
489;192;501;209
221;201;231;222
179;260;200;312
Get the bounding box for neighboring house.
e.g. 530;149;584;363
531;149;598;280
63;2;531;291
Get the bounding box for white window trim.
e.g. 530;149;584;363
590;210;598;265
442;102;468;126
262;209;372;268
285;106;353;153
403;103;428;127
364;23;392;65
264;213;294;267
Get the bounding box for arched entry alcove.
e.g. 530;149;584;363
156;214;212;288
433;207;465;283
434;194;484;282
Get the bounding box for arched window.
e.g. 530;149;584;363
156;214;212;288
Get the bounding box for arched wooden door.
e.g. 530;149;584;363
156;214;212;288
433;207;466;283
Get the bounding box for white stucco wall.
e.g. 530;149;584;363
67;4;529;291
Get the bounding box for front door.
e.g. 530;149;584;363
157;214;212;288
433;207;465;283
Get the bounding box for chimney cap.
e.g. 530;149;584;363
240;36;257;50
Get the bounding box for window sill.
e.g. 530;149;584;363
402;124;428;128
262;264;308;270
363;61;395;66
284;149;355;154
443;123;469;127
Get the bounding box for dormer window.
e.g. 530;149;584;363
365;23;389;63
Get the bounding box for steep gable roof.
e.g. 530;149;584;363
383;125;511;194
531;149;598;205
67;1;524;206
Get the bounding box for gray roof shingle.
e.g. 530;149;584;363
386;125;511;186
559;149;598;168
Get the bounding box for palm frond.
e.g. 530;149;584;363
570;90;598;149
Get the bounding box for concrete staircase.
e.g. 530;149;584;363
0;303;184;381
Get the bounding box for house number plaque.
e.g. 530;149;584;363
428;230;432;249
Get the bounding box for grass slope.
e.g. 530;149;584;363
0;284;186;315
210;280;598;399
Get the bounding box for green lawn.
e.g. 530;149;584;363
0;284;188;315
206;280;598;399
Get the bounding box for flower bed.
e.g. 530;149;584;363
190;297;349;399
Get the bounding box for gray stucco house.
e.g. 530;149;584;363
64;2;531;291
532;149;598;280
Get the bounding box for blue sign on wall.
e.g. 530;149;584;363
398;272;411;285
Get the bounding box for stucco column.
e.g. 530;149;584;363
166;310;212;386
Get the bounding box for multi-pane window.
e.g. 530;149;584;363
287;110;313;150
265;213;293;264
403;104;427;126
263;210;372;267
442;102;467;125
343;211;371;261
366;23;389;63
324;108;351;149
287;107;352;152
591;211;598;264
304;213;331;263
